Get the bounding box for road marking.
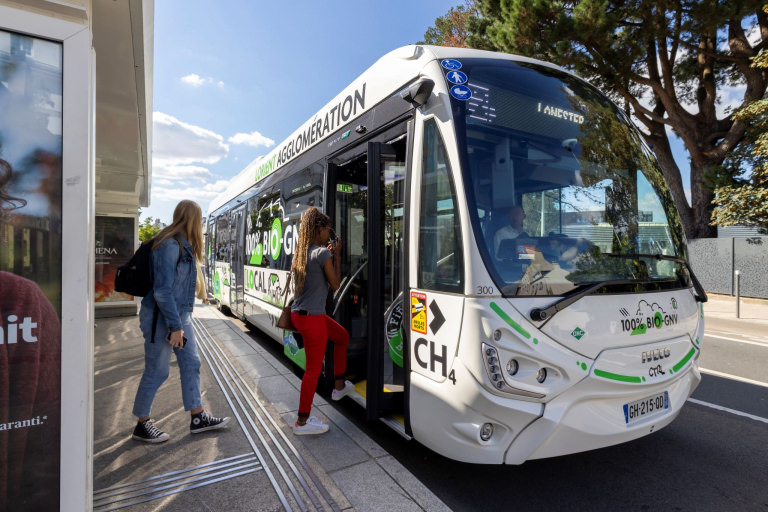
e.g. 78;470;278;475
704;332;768;348
687;398;768;425
706;329;768;342
699;367;768;388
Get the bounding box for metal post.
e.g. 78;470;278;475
734;270;740;318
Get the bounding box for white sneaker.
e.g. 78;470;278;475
293;416;329;435
332;380;355;401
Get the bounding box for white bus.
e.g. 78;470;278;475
205;46;707;464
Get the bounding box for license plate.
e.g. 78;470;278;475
623;391;669;425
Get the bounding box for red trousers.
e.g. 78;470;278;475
291;313;350;415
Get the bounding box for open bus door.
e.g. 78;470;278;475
329;137;408;430
206;218;216;296
230;204;246;318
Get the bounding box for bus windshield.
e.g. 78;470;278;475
450;59;688;296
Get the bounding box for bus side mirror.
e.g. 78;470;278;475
400;78;435;108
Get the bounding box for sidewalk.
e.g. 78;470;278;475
92;302;450;512
703;293;768;335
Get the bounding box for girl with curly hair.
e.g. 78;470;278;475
289;207;352;434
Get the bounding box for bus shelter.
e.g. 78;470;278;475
0;0;153;509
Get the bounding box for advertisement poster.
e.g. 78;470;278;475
0;30;63;510
95;216;135;303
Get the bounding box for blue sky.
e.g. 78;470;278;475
144;0;463;223
143;0;709;225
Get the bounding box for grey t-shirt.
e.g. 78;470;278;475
291;245;332;315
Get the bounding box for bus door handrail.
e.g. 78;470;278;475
332;259;368;317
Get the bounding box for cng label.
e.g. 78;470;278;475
414;338;447;378
411;291;427;334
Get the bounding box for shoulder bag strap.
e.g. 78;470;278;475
282;272;292;307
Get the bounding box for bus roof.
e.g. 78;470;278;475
206;45;566;217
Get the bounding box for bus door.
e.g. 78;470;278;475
330;137;407;423
230;204;246;317
206;218;216;295
213;213;231;309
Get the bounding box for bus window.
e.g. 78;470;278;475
215;215;229;261
418;119;463;293
246;165;324;272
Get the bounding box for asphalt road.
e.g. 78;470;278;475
245;315;768;512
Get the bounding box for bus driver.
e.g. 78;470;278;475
494;204;526;258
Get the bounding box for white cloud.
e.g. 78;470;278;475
153;112;229;166
228;131;275;148
154;164;212;180
181;73;224;88
152;179;230;202
181;73;205;86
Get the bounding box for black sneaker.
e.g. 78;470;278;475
132;419;169;443
190;410;231;434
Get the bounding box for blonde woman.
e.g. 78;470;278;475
131;200;230;443
290;207;353;434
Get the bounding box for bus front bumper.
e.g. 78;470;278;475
409;357;700;464
504;362;701;464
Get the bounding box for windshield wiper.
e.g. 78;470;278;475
602;253;707;304
528;253;707;325
529;279;643;323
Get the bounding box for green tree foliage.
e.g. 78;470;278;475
453;1;768;238
138;216;161;242
712;47;768;234
419;1;478;47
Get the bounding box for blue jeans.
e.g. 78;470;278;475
132;311;202;418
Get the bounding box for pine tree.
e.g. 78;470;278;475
711;46;768;234
454;0;768;238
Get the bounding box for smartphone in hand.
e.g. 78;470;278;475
166;332;188;348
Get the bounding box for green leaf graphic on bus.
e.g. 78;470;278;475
214;270;221;298
250;243;263;265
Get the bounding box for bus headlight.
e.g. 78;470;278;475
481;343;545;399
536;368;547;383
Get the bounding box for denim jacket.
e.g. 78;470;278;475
140;234;196;333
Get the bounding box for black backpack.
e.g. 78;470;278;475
115;240;155;297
